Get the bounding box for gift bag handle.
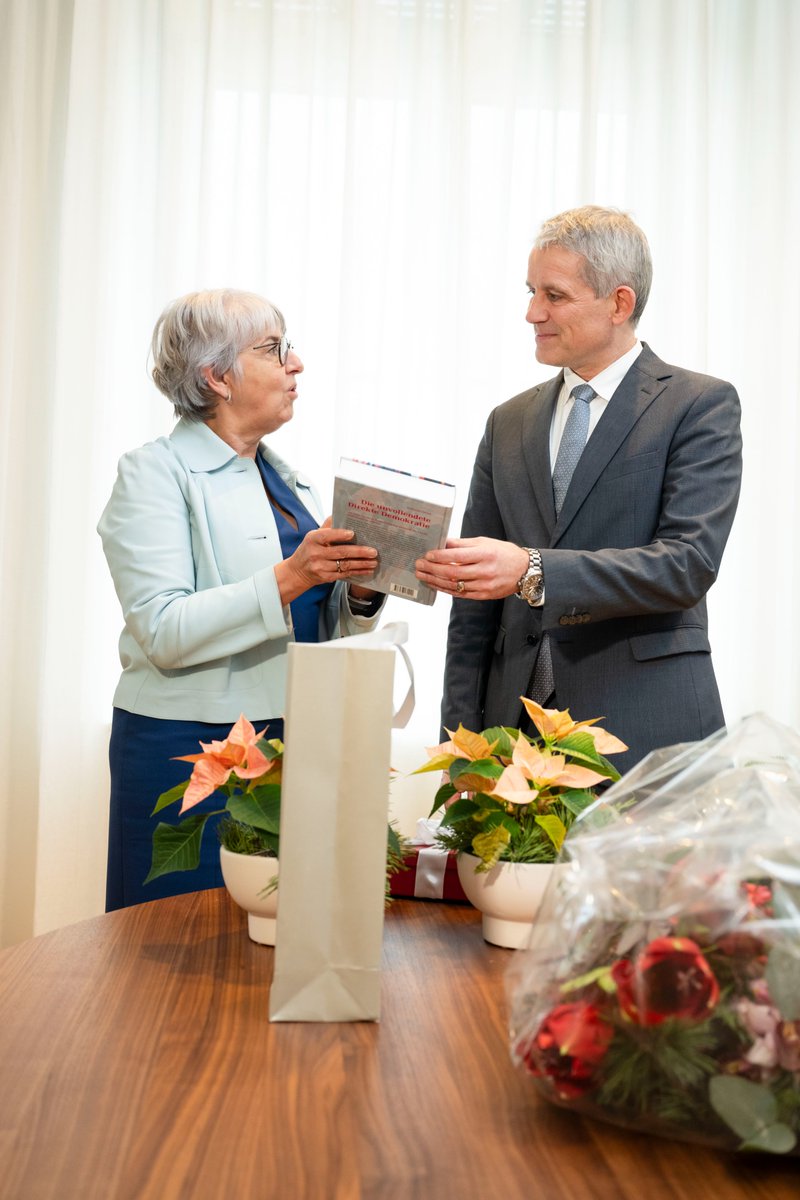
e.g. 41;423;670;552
331;620;415;728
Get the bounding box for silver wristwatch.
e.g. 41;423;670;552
516;547;544;606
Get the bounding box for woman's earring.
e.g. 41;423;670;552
225;390;233;405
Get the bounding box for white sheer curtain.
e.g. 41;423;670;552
1;0;798;945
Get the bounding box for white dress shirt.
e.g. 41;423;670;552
530;340;643;607
549;340;643;467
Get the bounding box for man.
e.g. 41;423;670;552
416;206;742;772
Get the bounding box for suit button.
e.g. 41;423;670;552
526;634;539;645
559;616;569;626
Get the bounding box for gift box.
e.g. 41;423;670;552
390;819;469;902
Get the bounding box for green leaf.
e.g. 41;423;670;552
151;779;190;816
473;795;511;818
740;1126;798;1155
709;1076;796;1154
765;945;800;1021
439;795;480;826
557;788;597;817
534;812;567;852
387;824;403;858
556;730;602;761
413;754;456;775
449;757;504;786
557;732;620;780
429;782;457;815
480;726;518;758
144;813;212;883
560;964;614;994
255;737;283;761
228;783;281;834
472;824;511;870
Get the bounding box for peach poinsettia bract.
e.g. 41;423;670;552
175;714;273;812
415;699;628;871
520;698;628;756
492;738;611;806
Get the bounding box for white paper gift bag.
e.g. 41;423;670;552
268;622;413;1022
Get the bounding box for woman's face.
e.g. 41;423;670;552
225;328;304;437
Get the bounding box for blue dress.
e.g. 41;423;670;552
105;452;332;911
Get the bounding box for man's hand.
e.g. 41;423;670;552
415;537;529;601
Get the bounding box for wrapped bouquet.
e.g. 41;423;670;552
508;713;800;1155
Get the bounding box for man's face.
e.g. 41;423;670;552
526;245;628;380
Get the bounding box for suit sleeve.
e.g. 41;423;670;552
440;413;505;734
539;378;742;624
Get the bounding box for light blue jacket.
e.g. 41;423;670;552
98;418;382;722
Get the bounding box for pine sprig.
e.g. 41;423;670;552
596;1019;721;1125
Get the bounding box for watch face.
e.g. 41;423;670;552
521;573;543;602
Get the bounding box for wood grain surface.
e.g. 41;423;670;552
0;892;797;1199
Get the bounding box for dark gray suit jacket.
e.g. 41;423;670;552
441;344;743;772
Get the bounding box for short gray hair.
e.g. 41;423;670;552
535;206;652;325
151;289;286;420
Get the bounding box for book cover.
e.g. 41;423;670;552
331;458;456;606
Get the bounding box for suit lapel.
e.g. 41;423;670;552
521;375;561;537
553;345;672;542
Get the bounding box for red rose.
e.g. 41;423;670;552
519;1002;613;1099
611;937;720;1026
715;930;767;961
743;882;773;913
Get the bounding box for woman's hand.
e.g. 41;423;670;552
274;519;378;604
415;537;529;601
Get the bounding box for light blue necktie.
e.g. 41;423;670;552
552;383;596;515
529;382;596;706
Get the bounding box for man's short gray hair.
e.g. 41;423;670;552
151;289;286;420
535;206;652;326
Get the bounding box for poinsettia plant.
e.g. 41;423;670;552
414;697;627;871
145;714;406;892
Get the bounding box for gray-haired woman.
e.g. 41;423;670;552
98;289;382;910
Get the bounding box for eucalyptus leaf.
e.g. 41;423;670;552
765;944;800;1021
708;1076;781;1143
740;1125;797;1155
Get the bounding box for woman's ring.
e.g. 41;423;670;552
336;560;343;573
456;580;466;594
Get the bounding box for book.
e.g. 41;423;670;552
331;458;456;606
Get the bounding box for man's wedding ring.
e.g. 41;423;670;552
336;560;343;573
456;580;466;594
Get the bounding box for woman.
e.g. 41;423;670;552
98;289;382;910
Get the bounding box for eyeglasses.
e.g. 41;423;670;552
251;334;294;366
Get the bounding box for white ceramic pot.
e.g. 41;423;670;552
456;852;559;949
219;846;279;945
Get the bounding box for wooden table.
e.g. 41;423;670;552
0;893;797;1199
